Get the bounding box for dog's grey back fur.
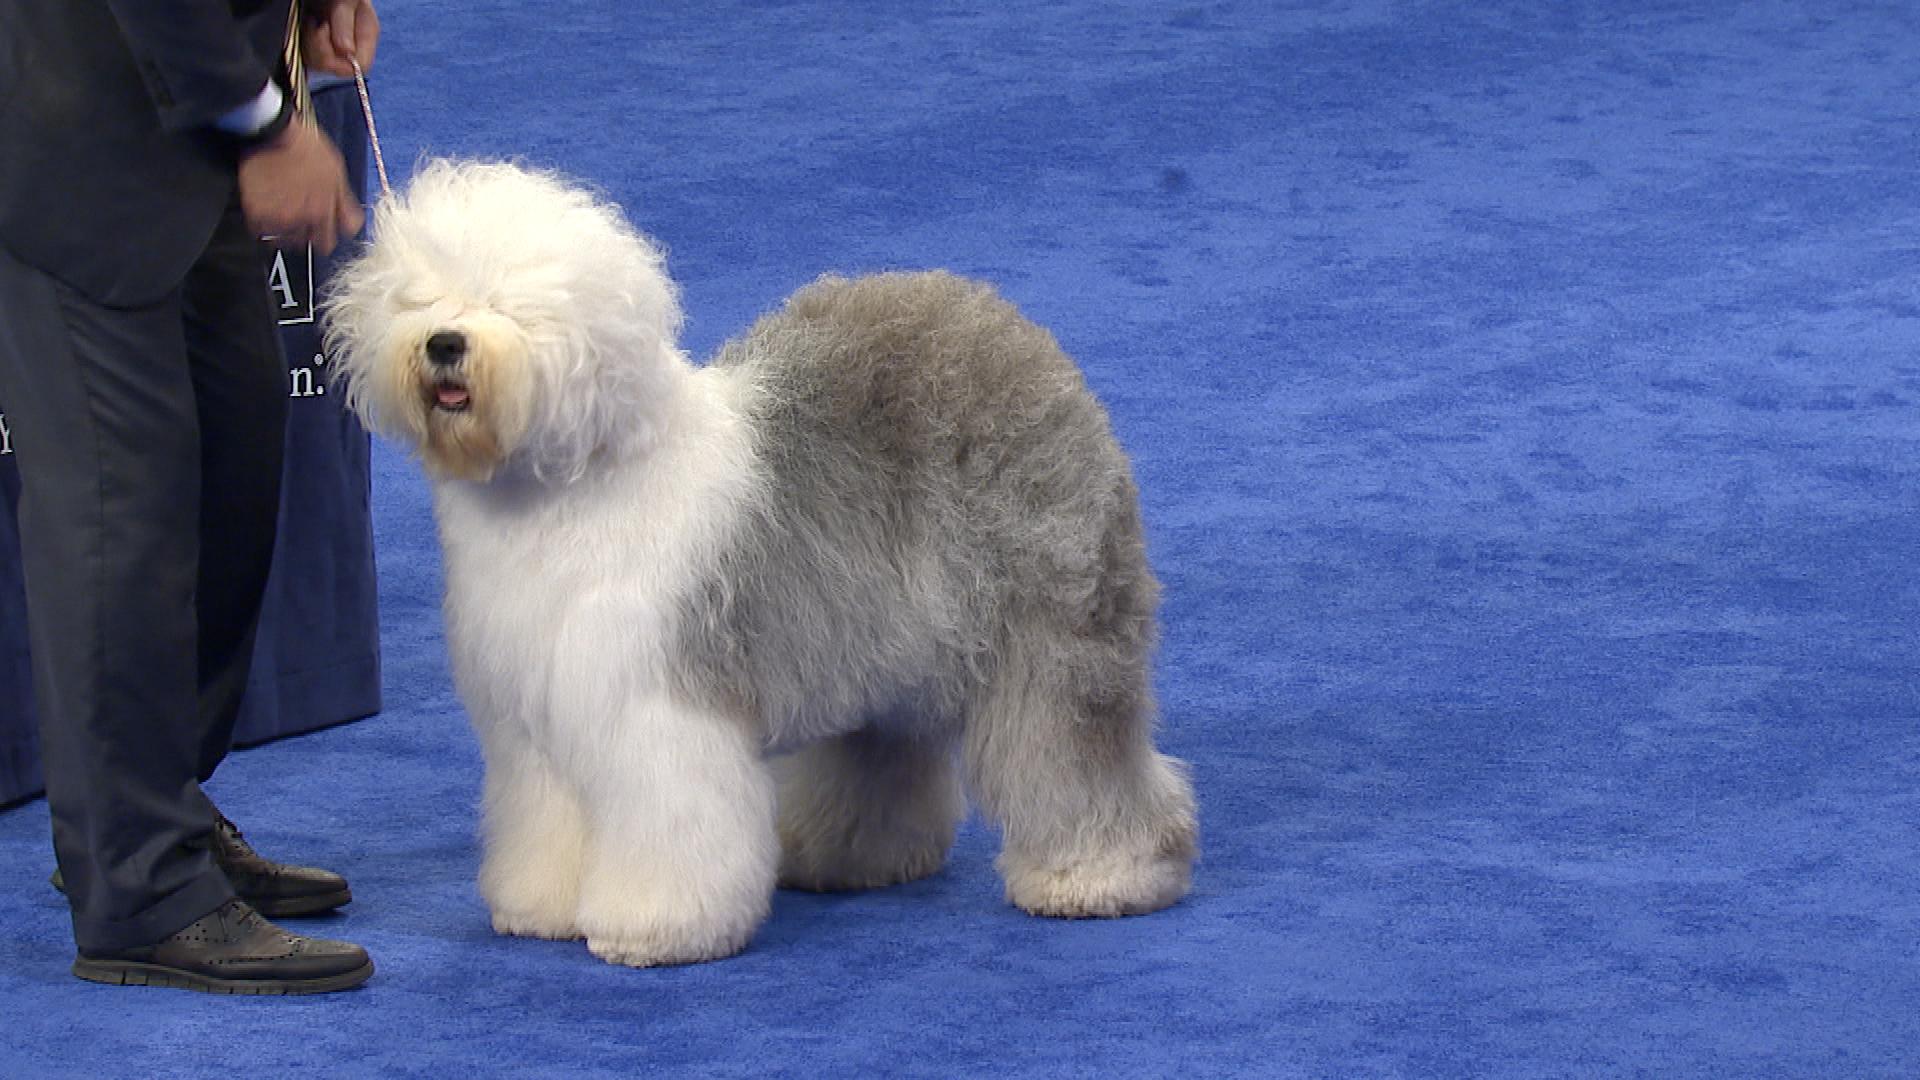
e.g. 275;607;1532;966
674;271;1159;745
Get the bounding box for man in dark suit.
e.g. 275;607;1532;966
0;0;381;994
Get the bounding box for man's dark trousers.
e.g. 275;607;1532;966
0;200;288;953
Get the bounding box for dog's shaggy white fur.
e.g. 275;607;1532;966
323;160;1198;967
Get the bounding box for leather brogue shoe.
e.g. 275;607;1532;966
51;813;353;918
72;899;373;995
209;813;353;917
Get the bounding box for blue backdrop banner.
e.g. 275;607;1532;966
0;80;382;806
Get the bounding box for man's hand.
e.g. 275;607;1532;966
302;0;380;78
237;119;365;255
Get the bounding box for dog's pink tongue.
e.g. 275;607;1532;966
437;386;470;409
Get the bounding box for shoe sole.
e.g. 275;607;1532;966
253;889;353;918
71;957;374;996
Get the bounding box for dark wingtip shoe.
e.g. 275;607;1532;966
51;813;353;918
72;900;373;995
210;814;353;917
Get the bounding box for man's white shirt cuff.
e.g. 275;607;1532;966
215;82;285;136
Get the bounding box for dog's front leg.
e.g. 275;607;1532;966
475;718;589;941
561;695;778;968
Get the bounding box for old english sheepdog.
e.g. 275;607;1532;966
322;160;1198;967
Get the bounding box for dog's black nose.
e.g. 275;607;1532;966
426;331;467;366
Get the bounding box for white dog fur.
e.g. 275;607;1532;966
323;160;1197;967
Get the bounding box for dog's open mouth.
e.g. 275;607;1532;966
428;378;471;412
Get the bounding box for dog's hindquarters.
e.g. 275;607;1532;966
699;270;1197;916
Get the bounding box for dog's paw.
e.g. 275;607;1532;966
480;864;583;941
584;921;758;969
1003;849;1191;917
1000;823;1198;918
490;904;582;941
578;876;770;968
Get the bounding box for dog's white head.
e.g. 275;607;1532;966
322;159;684;484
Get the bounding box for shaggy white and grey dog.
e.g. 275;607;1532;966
322;160;1197;968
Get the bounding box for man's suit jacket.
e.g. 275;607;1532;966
0;0;292;307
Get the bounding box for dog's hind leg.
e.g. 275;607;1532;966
774;727;966;892
962;630;1198;918
476;723;590;941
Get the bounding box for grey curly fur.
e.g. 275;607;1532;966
682;271;1196;907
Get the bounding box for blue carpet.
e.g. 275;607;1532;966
4;1;1919;1075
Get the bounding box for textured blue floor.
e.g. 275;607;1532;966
4;1;1919;1075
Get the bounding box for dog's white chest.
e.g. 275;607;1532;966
428;416;759;735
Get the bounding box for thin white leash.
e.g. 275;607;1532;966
349;56;392;198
